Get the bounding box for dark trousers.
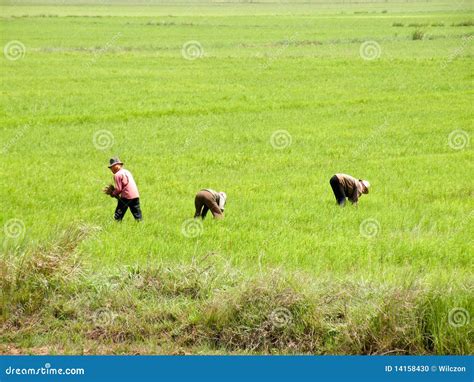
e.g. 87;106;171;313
114;197;142;221
330;175;346;206
194;191;222;219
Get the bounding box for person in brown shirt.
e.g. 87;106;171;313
194;189;227;219
330;174;370;206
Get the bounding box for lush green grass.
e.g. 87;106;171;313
1;1;473;354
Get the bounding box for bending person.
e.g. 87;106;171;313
330;173;370;206
194;189;227;219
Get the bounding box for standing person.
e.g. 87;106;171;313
103;157;142;221
194;189;227;219
329;173;370;206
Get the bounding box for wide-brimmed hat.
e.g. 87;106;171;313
108;157;123;168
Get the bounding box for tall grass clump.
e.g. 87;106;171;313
191;275;473;354
1;225;94;319
0;224;100;346
412;30;425;40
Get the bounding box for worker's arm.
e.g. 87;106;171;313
349;191;359;205
112;173;124;197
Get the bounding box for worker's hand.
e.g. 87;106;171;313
102;184;115;197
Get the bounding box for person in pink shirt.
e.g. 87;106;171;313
103;157;142;221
